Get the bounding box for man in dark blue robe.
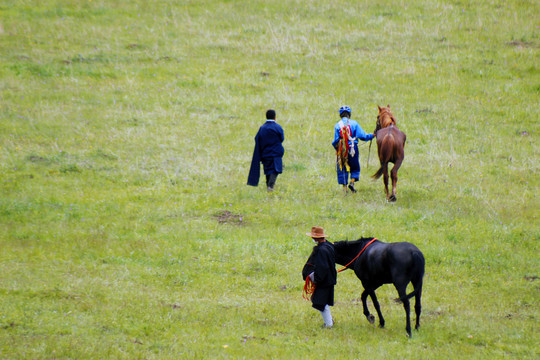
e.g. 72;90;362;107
247;109;285;191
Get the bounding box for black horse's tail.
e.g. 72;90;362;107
394;289;419;303
394;251;425;303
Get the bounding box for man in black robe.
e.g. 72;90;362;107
247;109;285;191
304;226;337;328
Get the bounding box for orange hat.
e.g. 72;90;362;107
306;226;328;239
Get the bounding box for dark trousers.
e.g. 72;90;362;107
266;173;278;189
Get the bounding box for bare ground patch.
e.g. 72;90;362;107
214;210;245;225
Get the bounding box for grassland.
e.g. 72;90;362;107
0;0;538;358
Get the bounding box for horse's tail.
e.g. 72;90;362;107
372;164;386;179
372;133;395;179
394;289;418;303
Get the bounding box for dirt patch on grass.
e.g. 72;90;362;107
507;40;535;48
27;155;50;164
241;335;267;344
214;210;245;225
1;322;16;330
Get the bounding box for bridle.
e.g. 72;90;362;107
337;238;377;273
375;113;386;132
376;110;395;133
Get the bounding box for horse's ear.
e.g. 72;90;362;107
377;105;382;111
387;104;390;108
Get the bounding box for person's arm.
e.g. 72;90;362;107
355;124;374;142
331;124;340;149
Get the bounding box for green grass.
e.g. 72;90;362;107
1;0;538;358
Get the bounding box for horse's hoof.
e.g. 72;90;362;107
389;195;396;202
367;314;375;324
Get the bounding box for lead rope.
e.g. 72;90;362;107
302;276;316;300
337;238;377;273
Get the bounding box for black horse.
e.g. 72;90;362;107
333;237;425;337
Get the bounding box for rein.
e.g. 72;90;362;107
367;139;372;168
337;238;377;273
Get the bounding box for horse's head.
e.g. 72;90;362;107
376;105;397;133
333;241;351;266
333;239;370;267
333;237;378;268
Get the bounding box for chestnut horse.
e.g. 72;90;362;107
373;105;406;202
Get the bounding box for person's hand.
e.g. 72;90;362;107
373;132;377;138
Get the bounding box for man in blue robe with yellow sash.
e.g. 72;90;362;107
247;109;285;191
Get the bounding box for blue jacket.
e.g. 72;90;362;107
256;120;285;159
332;117;374;149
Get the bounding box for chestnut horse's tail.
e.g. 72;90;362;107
372;133;395;179
372;163;386;180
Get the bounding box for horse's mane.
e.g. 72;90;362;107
334;237;375;247
379;109;396;126
376;106;397;132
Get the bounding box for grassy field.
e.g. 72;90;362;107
0;0;538;358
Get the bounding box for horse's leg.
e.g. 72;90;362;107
369;290;385;328
389;158;403;202
361;289;375;324
395;284;412;337
383;163;390;200
414;279;423;330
